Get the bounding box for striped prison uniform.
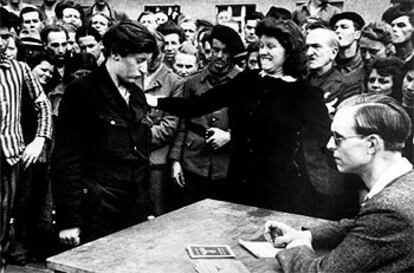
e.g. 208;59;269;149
0;59;52;271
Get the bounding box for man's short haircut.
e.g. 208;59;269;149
55;0;84;21
40;23;69;43
339;94;412;151
102;20;156;57
176;40;199;61
245;11;264;23
20;6;43;23
308;27;339;50
76;26;101;42
266;6;292;21
361;22;393;45
156;21;185;43
305;19;331;31
0;8;11;29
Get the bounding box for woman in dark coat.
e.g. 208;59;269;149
148;18;331;216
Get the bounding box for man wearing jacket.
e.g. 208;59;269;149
265;94;414;273
169;25;244;207
137;32;184;215
51;21;156;246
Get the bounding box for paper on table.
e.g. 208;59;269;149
239;239;283;258
194;259;251;273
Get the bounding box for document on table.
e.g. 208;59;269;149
239;239;283;258
194;259;251;273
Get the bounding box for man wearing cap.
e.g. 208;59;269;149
382;3;414;72
330;11;365;74
169;25;245;207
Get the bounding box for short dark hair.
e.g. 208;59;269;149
339;94;412;151
256;18;308;79
102;20;156;57
361;22;393;46
76;26;101;42
305;19;331;31
40;23;69;43
156;21;185;43
368;57;404;101
19;6;43;24
245;11;264;23
55;0;84;21
25;49;54;69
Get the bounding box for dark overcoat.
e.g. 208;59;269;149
51;65;152;242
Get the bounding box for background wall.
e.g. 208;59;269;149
26;0;392;25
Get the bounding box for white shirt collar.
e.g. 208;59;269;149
365;157;413;202
259;70;297;82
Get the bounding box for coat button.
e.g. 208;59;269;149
110;120;116;125
83;188;88;194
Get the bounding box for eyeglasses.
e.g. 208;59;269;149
331;131;365;146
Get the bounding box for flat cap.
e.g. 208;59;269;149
330;12;365;30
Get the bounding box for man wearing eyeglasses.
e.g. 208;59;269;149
264;94;414;273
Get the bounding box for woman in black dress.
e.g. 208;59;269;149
147;18;331;216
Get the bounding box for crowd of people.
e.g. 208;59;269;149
0;0;413;272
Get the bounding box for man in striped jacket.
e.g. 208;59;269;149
0;9;52;272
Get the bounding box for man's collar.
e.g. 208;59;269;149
364;157;413;204
201;65;240;83
0;58;12;69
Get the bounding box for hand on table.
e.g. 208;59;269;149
264;220;313;250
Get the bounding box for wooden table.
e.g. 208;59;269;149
47;199;332;273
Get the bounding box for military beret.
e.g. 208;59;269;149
211;24;245;58
330;12;365;30
382;4;414;24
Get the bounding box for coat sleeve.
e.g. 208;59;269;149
51;81;86;230
22;62;52;140
157;71;244;118
276;209;413;273
150;78;184;150
168;79;193;161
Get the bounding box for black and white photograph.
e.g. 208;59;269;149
0;0;413;272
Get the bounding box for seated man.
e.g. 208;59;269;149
265;94;414;273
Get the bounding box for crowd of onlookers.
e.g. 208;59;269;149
0;0;413;269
